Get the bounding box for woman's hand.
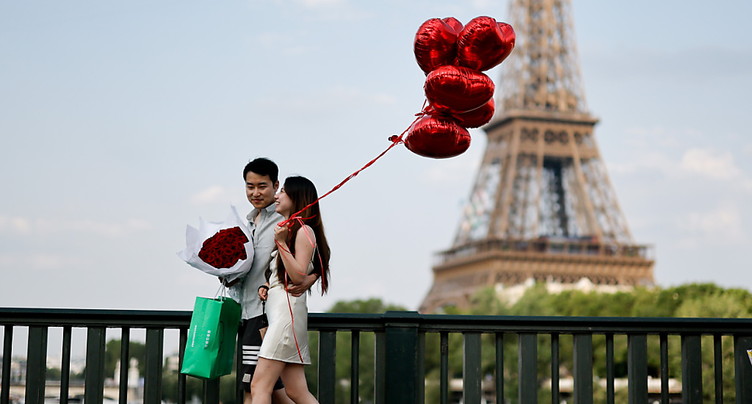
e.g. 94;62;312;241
274;224;289;244
286;273;318;297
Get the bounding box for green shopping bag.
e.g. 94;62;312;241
181;296;241;379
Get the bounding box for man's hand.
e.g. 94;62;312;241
258;284;269;301
286;273;318;297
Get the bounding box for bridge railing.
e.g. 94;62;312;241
2;308;752;404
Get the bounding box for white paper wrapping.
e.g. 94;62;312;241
177;206;254;285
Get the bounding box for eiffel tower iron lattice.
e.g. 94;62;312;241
419;0;654;313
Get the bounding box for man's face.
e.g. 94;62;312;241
245;172;279;210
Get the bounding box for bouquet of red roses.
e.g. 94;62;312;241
178;206;254;283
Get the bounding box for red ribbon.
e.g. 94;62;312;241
277;106;428;229
271;107;428;364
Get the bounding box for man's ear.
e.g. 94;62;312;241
273;181;280;191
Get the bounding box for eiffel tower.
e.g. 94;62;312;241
419;0;655;313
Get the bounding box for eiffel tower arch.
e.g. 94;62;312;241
420;0;655;313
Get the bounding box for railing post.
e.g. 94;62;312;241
681;334;702;404
734;335;752;403
464;332;482;404
573;333;593;404
374;330;386;404
84;327;105;404
144;328;165;404
60;326;72;404
551;333;560;404
627;334;647;404
2;326;13;404
518;333;538;404
350;331;360;403
383;311;422;404
25;326;47;404
495;333;505;404
318;330;337;403
118;328;131;404
605;333;615;404
203;379;220;404
440;332;450;404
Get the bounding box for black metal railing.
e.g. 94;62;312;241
2;308;752;404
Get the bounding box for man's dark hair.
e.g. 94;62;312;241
243;158;278;183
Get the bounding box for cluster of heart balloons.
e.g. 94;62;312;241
403;16;516;159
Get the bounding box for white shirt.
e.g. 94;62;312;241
239;203;283;319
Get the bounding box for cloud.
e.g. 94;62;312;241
299;0;344;7
422;146;481;185
470;0;497;9
608;141;747;186
0;252;89;271
253;32;319;56
606;151;676;176
250;0;368;21
252;85;397;116
622;126;701;148
0;216;152;238
190;185;230;205
680;148;741;180
327;86;397;106
0;216;32;234
676;203;747;247
583;47;752;82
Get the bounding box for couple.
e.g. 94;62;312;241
231;157;331;404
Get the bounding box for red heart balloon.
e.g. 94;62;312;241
452;98;495;128
457;16;516;71
424;65;494;113
414;18;461;74
404;115;471;159
442;17;463;35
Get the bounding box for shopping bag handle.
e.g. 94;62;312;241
214;284;228;299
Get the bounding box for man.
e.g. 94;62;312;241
230;157;318;404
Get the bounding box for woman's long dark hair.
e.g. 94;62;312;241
276;176;331;294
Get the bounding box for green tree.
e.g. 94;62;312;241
103;339;146;378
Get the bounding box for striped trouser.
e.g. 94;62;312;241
239;316;265;385
241;344;261;383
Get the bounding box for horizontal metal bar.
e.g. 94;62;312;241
4;307;752;404
0;308;191;328
5;308;752;336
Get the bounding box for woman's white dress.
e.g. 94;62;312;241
258;249;314;364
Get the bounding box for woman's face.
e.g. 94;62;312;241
275;187;294;217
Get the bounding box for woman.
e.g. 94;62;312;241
251;176;331;404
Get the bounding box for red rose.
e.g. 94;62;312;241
198;227;249;269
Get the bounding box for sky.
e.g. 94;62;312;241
1;0;751;316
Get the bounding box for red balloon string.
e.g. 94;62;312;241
273;222;324;363
270;109;428;364
275;107;434;296
275;218;326;288
283;275;305;363
278;111;425;229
